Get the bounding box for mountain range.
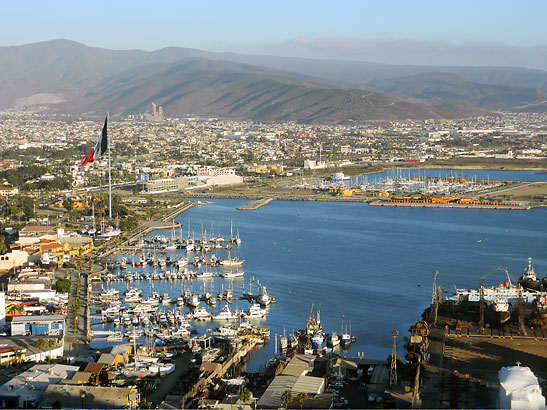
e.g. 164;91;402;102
2;39;547;123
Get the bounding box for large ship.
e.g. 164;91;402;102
518;257;546;291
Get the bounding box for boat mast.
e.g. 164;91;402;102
107;112;112;220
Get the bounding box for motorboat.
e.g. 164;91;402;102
213;305;239;320
244;303;266;319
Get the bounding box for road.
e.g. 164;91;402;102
146;352;193;406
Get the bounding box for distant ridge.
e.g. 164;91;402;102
1;40;546;121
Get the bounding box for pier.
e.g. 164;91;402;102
181;337;260;407
237;197;274;210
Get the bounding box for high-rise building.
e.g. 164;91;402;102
158;106;164;119
151;102;157;117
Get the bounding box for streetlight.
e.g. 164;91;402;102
80;391;86;409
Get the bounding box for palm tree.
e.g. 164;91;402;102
281;390;292;409
14;349;24;365
297;392;307;410
239;387;252;404
46;339;57;361
35;338;47;362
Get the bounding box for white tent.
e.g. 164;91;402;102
499;365;546;409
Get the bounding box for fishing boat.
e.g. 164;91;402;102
258;286;271;306
312;332;326;350
330;332;340;347
518;257;546;291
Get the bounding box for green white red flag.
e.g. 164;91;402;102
81;116;108;167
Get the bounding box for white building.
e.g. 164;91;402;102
0;250;29;272
303;159;326;170
499;365;545;409
0;363;79;408
199;174;243;187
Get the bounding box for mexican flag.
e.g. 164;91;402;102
81;116;108;167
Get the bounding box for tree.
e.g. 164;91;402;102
46;339;57;362
36;338;47;361
0;235;7;254
239;387;252;404
64;197;74;212
138;398;151;409
56;278;71;293
14;349;24;365
297;392;307;410
281;390;292;409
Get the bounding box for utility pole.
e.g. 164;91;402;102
389;330;399;386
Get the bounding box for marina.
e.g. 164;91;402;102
97;191;546;374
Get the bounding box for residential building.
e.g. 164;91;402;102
0;250;29;272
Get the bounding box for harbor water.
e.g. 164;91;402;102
92;169;547;372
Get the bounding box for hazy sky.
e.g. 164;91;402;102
2;0;547;68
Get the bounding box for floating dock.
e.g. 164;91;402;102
237;197;274;210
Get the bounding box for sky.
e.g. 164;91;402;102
2;0;547;69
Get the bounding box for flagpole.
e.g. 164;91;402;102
107;112;112;221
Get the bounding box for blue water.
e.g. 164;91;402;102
92;178;547;372
141;198;546;370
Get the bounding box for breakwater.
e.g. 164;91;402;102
237;197;275;210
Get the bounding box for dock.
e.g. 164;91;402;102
237;197;274;210
369;201;530;210
419;306;547;409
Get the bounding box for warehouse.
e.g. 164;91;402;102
11;315;65;336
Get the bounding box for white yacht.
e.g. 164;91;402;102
244;303;266;319
162;293;172;305
213;305;239;320
192;306;212;320
186;293;200;308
